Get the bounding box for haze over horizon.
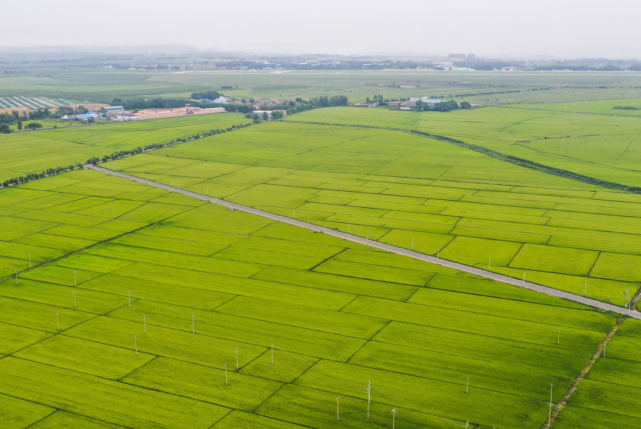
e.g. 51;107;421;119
2;0;639;59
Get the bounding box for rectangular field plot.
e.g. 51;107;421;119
217;296;387;339
15;335;156;379
345;297;611;351
0;358;227;429
0;322;51;355
0;392;55;429
108;300;365;361
123;357;283;410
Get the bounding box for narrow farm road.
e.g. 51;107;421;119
89;165;641;319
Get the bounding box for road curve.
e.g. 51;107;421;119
89;165;641;319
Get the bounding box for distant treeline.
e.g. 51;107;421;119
190;91;221;100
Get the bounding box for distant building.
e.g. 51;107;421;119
401;100;417;107
421;97;442;106
102;106;124;113
133;105;225;120
502;67;518;72
467;54;476;60
448;54;466;59
62;113;98;121
110;112;138;121
213;97;227;104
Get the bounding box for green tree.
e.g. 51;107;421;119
460;101;472;109
0;124;10;133
252;114;260;124
272;111;284;120
262;112;269;121
26;122;43;129
17;119;22;130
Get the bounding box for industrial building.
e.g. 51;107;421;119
101;106;124;113
133;105;225;120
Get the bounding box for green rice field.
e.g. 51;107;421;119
96;120;641;307
2;93;641;428
0;112;250;182
0;169;619;428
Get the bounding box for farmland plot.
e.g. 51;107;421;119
0;171;617;429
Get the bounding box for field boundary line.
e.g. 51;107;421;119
88;165;641;319
540;317;625;429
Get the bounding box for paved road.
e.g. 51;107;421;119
89;165;641;319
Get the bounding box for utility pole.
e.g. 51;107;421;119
557;330;560;346
336;396;340;421
235;347;239;371
15;270;18;286
392;408;397;429
128;291;131;307
73;291;76;308
548;383;554;428
366;380;371;419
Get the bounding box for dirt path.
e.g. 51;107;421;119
541;318;625;428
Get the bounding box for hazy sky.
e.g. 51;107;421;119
3;0;639;58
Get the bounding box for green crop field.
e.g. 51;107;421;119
286;104;641;189
4;67;641;106
3;71;641;428
0;112;250;182
90;119;641;306
0;170;620;428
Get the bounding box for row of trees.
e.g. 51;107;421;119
413;100;464;112
190;91;221;100
2;165;80;188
